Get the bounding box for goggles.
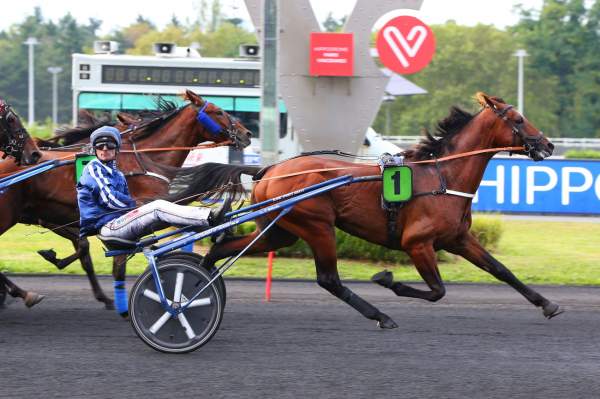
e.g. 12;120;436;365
94;141;118;150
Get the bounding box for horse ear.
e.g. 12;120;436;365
475;92;497;109
116;113;134;125
184;89;204;106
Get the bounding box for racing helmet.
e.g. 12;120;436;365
90;126;121;149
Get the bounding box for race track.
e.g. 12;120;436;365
1;275;600;399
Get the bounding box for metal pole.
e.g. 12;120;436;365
47;67;63;126
260;0;279;166
23;37;39;125
514;49;528;114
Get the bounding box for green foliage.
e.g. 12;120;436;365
0;8;100;124
470;216;504;251
3;0;600;140
563;149;600;159
233;216;503;263
25;119;55;139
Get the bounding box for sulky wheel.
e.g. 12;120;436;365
129;257;224;353
159;251;226;307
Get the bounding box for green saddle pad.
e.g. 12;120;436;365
382;165;413;203
75;154;96;183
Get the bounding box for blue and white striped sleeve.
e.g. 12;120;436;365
88;163;132;210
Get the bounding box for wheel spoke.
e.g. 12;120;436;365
178;313;196;339
143;289;173;305
149;312;171;334
183;297;212;308
173;272;184;303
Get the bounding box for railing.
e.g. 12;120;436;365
382;136;600;147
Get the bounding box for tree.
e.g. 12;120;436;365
0;8;100;124
322;13;346;32
511;0;600;137
372;22;560;137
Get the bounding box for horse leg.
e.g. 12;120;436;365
203;224;299;269
36;223;84;269
372;242;447;302
112;255;129;318
37;224;114;310
0;272;44;308
0;211;44;308
448;233;562;318
79;241;114;310
302;225;398;329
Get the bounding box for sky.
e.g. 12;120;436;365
0;0;545;35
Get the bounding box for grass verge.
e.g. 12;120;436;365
1;218;599;285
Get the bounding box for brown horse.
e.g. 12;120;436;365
0;99;41;165
177;93;561;328
0;90;251;310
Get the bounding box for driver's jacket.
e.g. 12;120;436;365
77;159;136;237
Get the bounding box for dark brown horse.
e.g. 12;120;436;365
0;90;251;310
177;93;561;328
0;99;41;165
0;99;44;306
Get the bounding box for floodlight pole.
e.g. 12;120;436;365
24;37;39;125
47;67;63;126
514;49;528;114
260;0;279;165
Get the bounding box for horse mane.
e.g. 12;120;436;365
36;110;115;148
36;98;183;148
125;98;184;142
403;93;508;160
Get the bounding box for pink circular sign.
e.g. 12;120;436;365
376;15;436;75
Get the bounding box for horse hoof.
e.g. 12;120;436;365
119;311;129;320
24;292;45;308
371;270;394;288
37;249;57;263
543;303;564;319
377;316;399;329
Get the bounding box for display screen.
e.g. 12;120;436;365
102;65;259;87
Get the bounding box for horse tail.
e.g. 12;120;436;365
165;162;262;204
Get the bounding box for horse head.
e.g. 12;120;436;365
0;100;41;165
477;92;554;161
184;89;252;150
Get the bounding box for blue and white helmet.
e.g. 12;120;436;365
90;126;121;149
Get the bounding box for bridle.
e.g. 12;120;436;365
0;101;29;164
489;104;545;157
195;101;246;150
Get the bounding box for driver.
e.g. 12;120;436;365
77;126;225;244
77;126;226;315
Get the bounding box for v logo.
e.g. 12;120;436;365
382;25;428;68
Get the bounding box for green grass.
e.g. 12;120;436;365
1;219;600;285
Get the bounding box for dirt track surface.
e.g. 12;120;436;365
1;275;600;399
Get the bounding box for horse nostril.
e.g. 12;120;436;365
548;142;555;151
246;131;252;138
32;151;42;163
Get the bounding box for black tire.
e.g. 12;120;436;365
129;258;224;354
159;251;227;306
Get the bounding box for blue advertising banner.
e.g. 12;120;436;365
472;158;600;214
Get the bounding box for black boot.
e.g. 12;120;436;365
208;195;232;227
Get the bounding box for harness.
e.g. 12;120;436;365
489;104;545;157
88;101;242;184
0;102;28;164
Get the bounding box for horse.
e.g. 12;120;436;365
0;100;44;306
0;90;252;310
170;92;561;328
0;99;41;166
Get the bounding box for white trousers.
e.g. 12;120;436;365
99;199;211;241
